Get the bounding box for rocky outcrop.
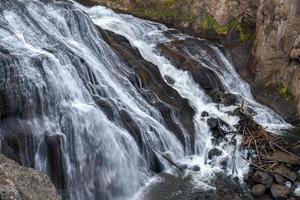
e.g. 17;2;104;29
249;0;300;124
0;154;61;200
76;0;300;124
143;172;253;200
97;28;196;155
76;0;257;41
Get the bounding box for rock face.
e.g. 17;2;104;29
76;0;300;124
76;0;257;41
249;0;300;124
0;154;61;200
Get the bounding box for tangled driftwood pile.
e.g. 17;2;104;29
237;103;300;199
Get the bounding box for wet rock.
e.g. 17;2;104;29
225;107;240;116
207;117;230;141
201;111;209;117
99;28;196;148
158;40;225;93
292;182;300;198
253;171;273;188
208;148;222;159
45;133;66;190
243;173;250;183
251;184;266;197
164;152;174;161
274;174;285;185
207;118;218;129
271;184;290;199
219;159;228;170
190;165;200;172
179;164;188;170
207;91;239;106
163;75;175;85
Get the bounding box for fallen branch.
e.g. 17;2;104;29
153;150;184;172
273;143;300;161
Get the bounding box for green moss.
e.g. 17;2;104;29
201;14;253;42
129;0;196;24
275;83;293;99
163;0;176;7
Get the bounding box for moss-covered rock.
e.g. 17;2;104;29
78;0;256;42
201;14;253;42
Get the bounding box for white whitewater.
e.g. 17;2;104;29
0;1;184;199
0;0;291;199
81;2;289;169
78;3;291;198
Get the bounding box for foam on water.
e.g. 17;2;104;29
0;0;291;199
77;3;290;179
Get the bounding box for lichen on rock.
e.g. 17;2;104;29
0;154;61;200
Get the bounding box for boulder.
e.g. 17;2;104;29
179;164;188;170
190;165;201;172
271;184;290;199
0;154;61;200
201;111;209;117
207;91;238;106
208;148;222;159
163;75;175;85
207;118;231;142
253;171;273;188
274;174;285;185
251;184;266;197
207;118;219;129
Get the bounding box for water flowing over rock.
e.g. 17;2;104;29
0;0;291;199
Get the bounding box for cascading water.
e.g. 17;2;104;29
82;1;290;171
0;0;290;199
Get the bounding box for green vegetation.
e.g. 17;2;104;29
202;14;253;42
275;82;293;99
112;0;253;42
130;0;196;23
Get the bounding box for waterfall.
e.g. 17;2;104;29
0;0;290;200
82;1;290;173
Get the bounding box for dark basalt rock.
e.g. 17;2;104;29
45;133;67;191
179;164;188;170
98;27;196;149
189;165;200;171
144;172;253;200
253;171;273;188
207;118;219;129
201;111;209;117
207;91;239;106
157;39;225;94
163;75;175;85
207;117;231;142
208;148;222;159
